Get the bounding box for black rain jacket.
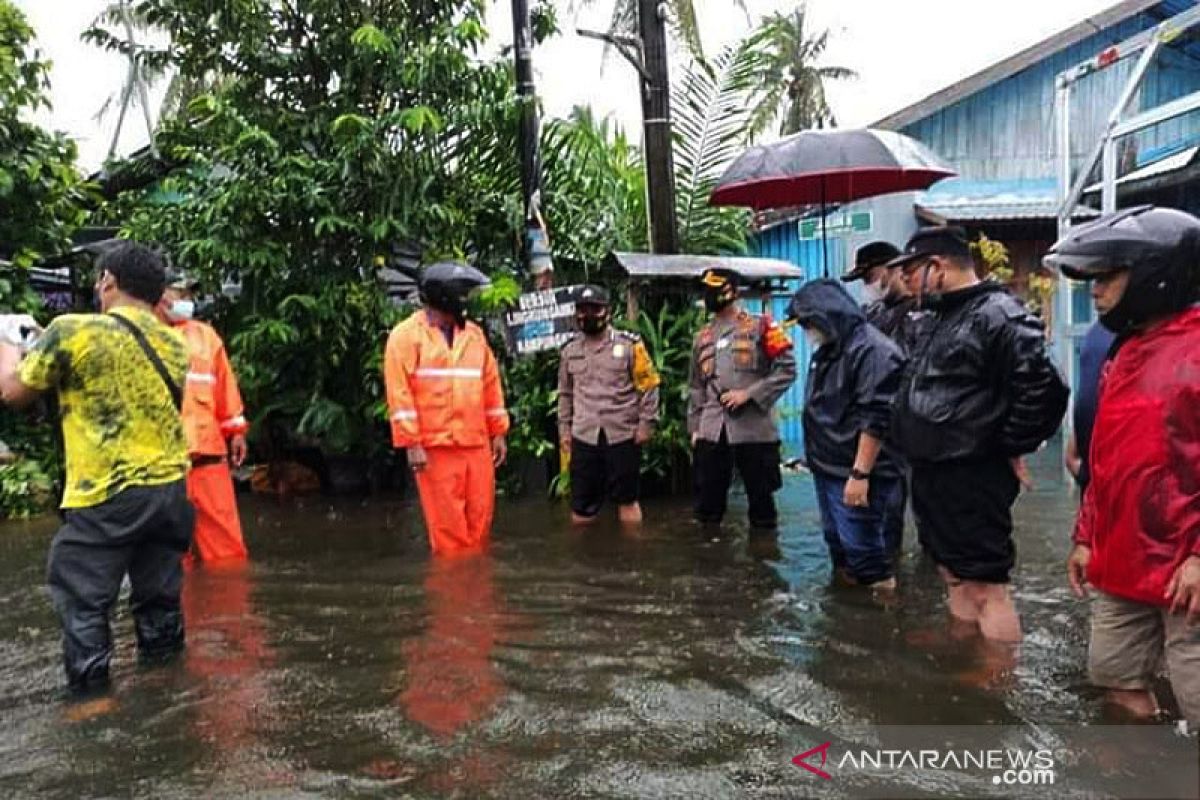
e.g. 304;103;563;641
893;282;1069;463
789;279;906;480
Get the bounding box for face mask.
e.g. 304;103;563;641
704;294;734;313
804;328;826;349
862;280;886;304
167;300;195;322
576;310;608;335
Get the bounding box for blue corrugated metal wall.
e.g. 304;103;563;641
898;6;1200;181
750;225;846;455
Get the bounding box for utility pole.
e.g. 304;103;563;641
580;2;679;255
638;0;679;254
511;0;555;287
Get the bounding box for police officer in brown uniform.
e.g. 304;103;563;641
558;285;661;525
688;269;797;529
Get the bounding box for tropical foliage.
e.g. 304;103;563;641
972;233;1056;320
0;0;798;515
0;1;88;517
0;1;89;301
748;5;856;139
96;1;524;468
672;31;766;255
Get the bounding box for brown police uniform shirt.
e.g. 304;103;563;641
558;328;661;445
687;310;797;445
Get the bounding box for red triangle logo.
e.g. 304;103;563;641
792;742;833;780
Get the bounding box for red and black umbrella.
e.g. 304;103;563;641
710;128;954;210
710;129;954;275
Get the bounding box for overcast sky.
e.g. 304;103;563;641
18;0;1118;172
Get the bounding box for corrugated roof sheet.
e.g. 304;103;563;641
1084;145;1199;193
603;252;805;281
916;178;1100;221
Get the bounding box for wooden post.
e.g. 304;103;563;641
638;0;679;255
626;283;641;321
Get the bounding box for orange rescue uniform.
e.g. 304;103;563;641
384;311;510;555
176;319;249;563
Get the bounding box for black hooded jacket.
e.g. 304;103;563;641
892;282;1069;463
789;280;906;480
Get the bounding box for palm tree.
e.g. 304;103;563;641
86;1;216;162
671;32;769;253
748;4;856;140
571;0;746;59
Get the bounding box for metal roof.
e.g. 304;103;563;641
1084;145;1199;193
915;178;1101;221
603;252;805;282
875;0;1163;130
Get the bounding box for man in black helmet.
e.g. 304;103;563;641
558;284;661;525
688;268;796;529
1045;205;1200;731
890;226;1068;642
383;262;510;555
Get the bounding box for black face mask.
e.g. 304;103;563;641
704;293;734;313
576;309;609;335
424;288;470;326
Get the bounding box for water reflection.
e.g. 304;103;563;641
0;448;1162;798
400;554;504;739
182;562;275;760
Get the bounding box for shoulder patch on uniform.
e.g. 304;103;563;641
616;329;642;343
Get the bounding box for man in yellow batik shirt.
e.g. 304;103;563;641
0;242;194;695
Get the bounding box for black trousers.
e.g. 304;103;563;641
910;458;1019;583
570;431;641;518
47;481;195;692
693;432;782;528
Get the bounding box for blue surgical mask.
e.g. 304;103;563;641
168;300;195;321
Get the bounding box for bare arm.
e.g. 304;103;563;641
0;343;41;409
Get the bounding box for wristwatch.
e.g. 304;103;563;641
849;468;871;481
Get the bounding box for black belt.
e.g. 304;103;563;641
191;454;225;468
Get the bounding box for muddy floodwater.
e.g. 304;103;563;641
0;449;1192;798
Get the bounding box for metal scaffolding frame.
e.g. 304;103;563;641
1053;3;1200;401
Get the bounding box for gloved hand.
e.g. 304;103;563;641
0;314;42;349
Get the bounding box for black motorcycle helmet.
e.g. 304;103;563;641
1043;205;1200;333
419;261;491;326
700;268;740;312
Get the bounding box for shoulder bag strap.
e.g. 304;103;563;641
108;313;184;411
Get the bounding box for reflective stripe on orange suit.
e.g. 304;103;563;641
384;312;510;555
176;319;249;563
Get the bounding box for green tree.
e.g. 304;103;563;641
0;0;88;517
0;1;88;302
99;0;524;463
748;4;856;139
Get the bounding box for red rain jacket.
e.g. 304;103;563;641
1074;307;1200;606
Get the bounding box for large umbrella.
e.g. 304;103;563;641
710;129;955;273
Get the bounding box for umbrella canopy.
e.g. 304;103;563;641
710;129;955;211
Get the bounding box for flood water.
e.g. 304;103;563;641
0;449;1190;798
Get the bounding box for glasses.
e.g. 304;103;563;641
900;257;934;276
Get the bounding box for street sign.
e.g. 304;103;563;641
799;211;873;240
503;285;580;356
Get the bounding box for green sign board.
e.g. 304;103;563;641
799;211;873;240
